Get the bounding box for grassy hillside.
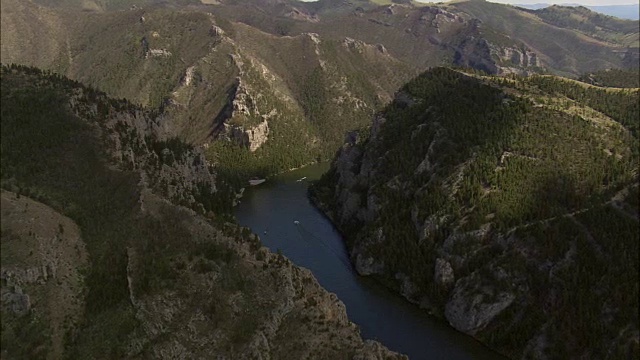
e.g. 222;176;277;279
5;0;638;79
526;5;639;46
449;0;639;75
0;0;71;72
210;0;638;76
313;67;639;359
1;0;414;185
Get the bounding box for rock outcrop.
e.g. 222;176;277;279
225;119;270;152
445;270;516;335
453;34;543;75
434;258;455;289
1;188;88;359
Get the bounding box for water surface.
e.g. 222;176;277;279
235;163;505;360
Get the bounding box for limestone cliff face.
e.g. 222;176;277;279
225;119;270;152
207;53;288;152
453;33;543;75
219;77;273;152
500;47;539;68
493;45;541;75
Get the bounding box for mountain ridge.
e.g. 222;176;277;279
515;3;640;20
2;0;637;181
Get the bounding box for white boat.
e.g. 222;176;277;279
293;220;300;225
296;177;307;182
248;178;266;186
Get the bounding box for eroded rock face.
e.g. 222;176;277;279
284;7;319;23
1;287;30;317
347;230;385;278
147;48;172;58
434;258;455;289
503;47;539;68
343;37;366;53
453;29;543;75
67;86;220;211
226;120;270;152
214;64;283;151
209;24;224;36
0;189;88;358
180;66;195;87
354;253;385;276
445;272;516;335
395;272;418;299
495;46;541;74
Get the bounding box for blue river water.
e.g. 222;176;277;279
234;163;505;360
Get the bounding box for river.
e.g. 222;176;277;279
234;163;505;360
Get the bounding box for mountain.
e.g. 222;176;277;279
0;0;415;183
519;4;639;48
214;0;638;75
447;1;639;76
4;0;638;80
312;67;639;359
2;0;637;184
517;3;640;20
0;64;404;359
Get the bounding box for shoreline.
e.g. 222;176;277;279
306;185;508;360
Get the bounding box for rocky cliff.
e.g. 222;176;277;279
312;67;639;359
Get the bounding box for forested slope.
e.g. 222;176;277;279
3;0;638;188
0;65;403;359
577;68;640;89
313;67;639;359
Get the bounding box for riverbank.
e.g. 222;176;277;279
234;164;504;360
307;180;508;359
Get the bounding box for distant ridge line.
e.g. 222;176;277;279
512;3;640;20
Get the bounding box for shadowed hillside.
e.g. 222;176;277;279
0;65;405;359
312;67;639;359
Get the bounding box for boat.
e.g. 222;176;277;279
296;176;307;182
293;220;300;225
248;178;266;186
